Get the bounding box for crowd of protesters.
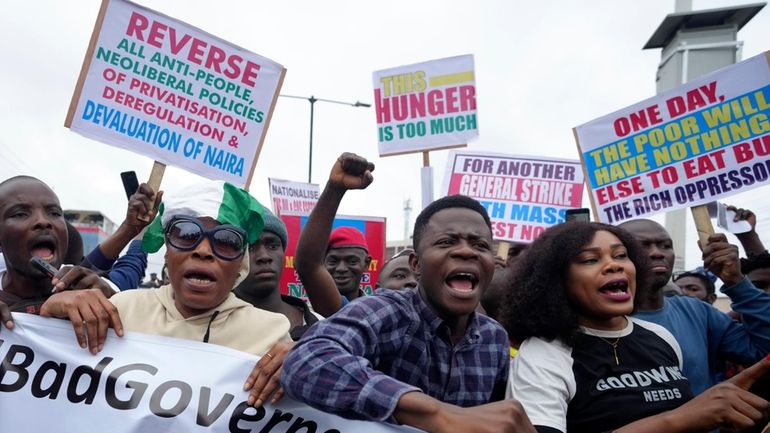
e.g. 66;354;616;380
3;152;770;432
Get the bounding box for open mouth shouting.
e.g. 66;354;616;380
183;268;218;291
445;271;479;297
599;279;632;302
29;236;57;262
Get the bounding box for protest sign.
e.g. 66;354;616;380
268;178;320;216
443;151;584;243
374;55;478;156
575;52;770;224
65;0;285;187
0;314;419;433
279;214;386;298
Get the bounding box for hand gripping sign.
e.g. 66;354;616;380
0;314;420;433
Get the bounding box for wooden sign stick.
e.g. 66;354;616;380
497;241;510;260
690;204;715;248
137;160;166;223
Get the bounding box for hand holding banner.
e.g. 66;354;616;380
0;314;419;433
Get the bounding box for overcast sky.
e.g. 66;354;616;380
2;0;769;274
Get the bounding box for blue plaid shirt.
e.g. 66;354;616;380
281;288;509;422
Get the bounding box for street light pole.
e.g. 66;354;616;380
280;94;371;183
308;96;316;184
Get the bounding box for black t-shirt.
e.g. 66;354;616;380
511;317;694;433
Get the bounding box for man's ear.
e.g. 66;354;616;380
365;255;372;268
409;251;421;275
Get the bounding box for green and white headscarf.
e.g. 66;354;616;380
142;180;265;253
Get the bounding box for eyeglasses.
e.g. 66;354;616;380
164;217;247;261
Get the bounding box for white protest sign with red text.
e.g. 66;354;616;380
575;52;770;224
268;178;320;216
374;55;478;157
443;151;584;243
66;0;285;187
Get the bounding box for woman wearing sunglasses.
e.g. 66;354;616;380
38;181;292;406
41;180;290;354
502;221;770;433
107;180;291;356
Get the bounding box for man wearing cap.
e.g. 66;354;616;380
326;226;371;301
295;165;373;317
235;208;320;341
673;269;717;304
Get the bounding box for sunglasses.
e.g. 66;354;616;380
164;217;247;261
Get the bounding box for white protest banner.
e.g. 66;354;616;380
268;178;320;216
0;314;420;433
374;55;478;157
443;151;584;243
65;0;285;187
574;52;770;224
